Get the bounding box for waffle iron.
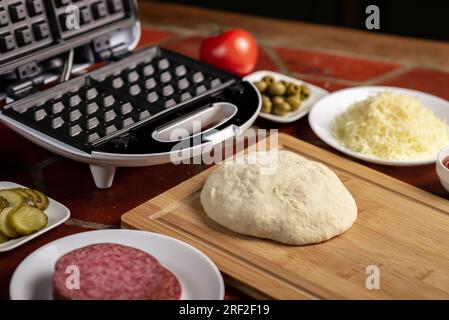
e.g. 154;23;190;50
0;0;261;188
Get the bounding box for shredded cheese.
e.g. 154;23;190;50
331;92;449;160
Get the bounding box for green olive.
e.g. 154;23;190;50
286;83;301;96
286;95;301;111
267;82;286;96
271;96;285;107
261;95;272;113
300;85;311;99
282;102;291;112
272;102;291;116
254;81;267;93
262;76;275;85
280;80;289;87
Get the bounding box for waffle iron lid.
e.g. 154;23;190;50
0;0;139;77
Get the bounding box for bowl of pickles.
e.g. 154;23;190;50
0;181;70;252
0;188;48;243
244;70;329;123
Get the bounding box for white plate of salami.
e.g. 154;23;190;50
10;229;224;300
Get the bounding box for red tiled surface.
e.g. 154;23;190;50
224;286;251;300
0;225;93;299
42;160;208;225
163;36;279;72
380;67;449;100
0;124;58;190
0;125;54;169
136;29;175;48
275;47;400;82
162;35;204;58
301;78;349;93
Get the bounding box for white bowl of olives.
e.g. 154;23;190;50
245;70;329;123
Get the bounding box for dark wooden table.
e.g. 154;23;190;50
2;1;449;299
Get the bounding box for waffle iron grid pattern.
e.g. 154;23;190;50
3;47;237;152
52;0;127;40
0;0;132;66
0;0;53;60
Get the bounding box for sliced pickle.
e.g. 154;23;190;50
20;189;40;207
0;231;7;244
8;206;48;235
24;189;40;206
0;197;8;211
31;189;49;210
0;207;21;238
0;190;25;209
10;189;35;206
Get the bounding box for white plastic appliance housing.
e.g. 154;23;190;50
0;3;261;189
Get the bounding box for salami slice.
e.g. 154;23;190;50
52;243;180;300
157;267;182;300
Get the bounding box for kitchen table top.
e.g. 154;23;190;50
1;1;449;299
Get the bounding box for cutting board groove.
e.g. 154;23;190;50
122;133;449;299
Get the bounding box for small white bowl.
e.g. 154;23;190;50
436;146;449;192
244;70;329;123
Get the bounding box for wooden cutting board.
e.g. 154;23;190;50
121;133;449;299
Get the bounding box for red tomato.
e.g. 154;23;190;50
200;29;258;77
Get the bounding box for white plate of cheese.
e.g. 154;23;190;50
309;86;449;166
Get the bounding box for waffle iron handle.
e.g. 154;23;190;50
152;102;239;143
202;123;242;145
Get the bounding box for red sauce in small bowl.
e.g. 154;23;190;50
443;156;449;169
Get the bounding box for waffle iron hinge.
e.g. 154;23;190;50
92;36;130;62
6;62;45;101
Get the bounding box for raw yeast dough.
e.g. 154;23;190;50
200;151;357;245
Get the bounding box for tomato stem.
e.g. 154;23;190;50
211;25;230;36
